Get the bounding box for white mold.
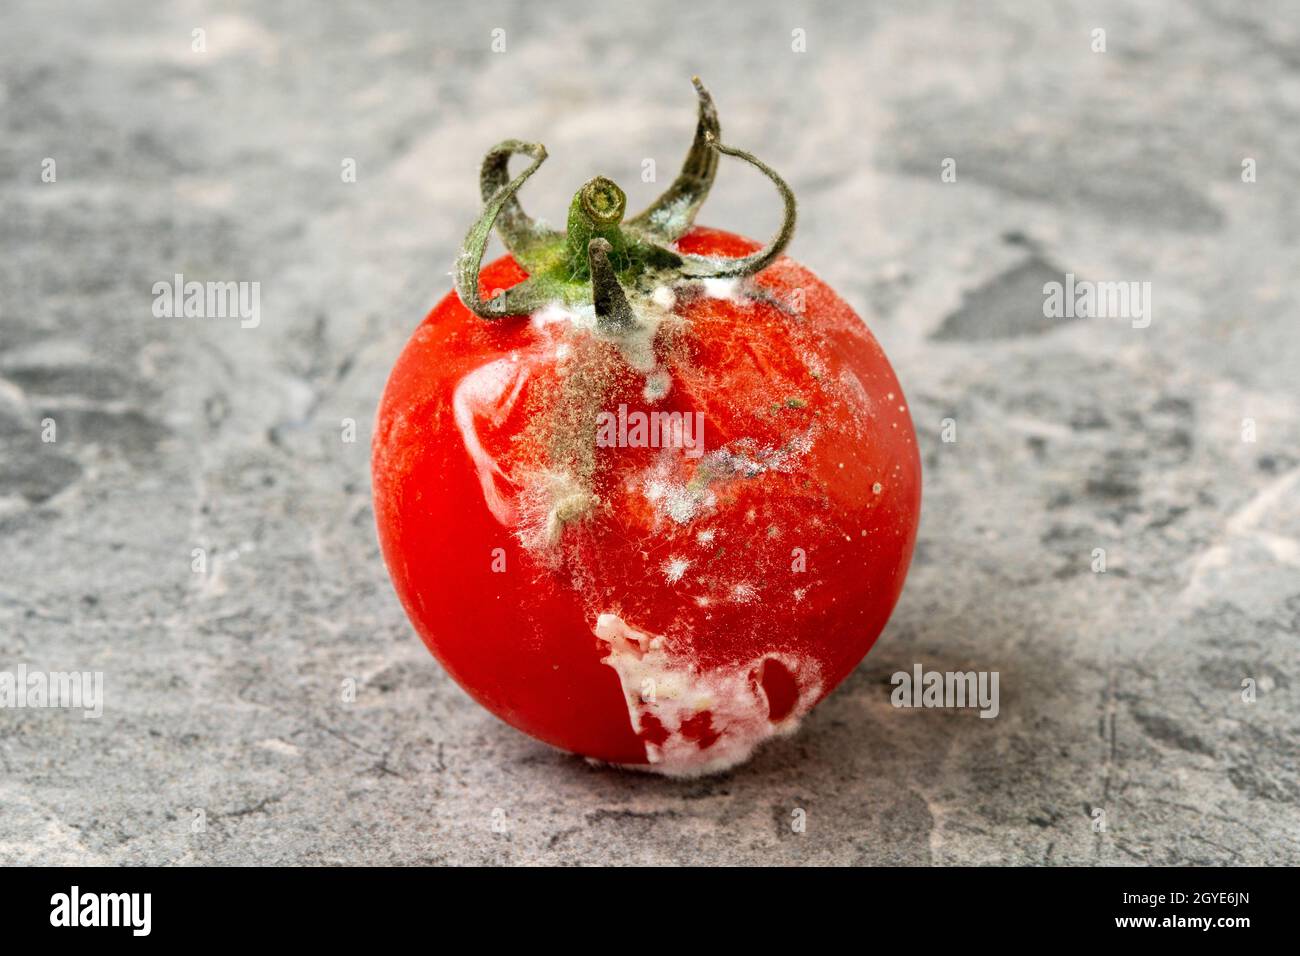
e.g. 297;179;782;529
593;612;821;777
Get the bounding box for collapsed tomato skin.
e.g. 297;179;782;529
372;227;921;774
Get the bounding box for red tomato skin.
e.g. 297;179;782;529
372;227;921;773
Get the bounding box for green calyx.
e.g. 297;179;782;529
455;77;798;333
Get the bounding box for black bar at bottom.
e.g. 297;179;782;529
0;865;1276;940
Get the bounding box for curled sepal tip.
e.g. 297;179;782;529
587;238;635;333
625;77;720;242
479;140;563;268
457;140;554;319
675;134;797;280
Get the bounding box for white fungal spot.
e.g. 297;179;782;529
731;583;757;603
640;430;817;526
700;277;742;301
662;556;691;584
651;285;677;310
516;469;592;551
645;196;695;235
530;301;597;334
643;368;671;403
592;613;822;777
646;474;716;525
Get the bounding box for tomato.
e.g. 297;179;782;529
372;81;920;775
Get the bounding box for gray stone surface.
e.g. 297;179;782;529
2;0;1298;865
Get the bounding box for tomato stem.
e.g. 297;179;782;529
565;177;629;278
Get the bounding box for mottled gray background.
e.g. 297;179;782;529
2;0;1298;865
